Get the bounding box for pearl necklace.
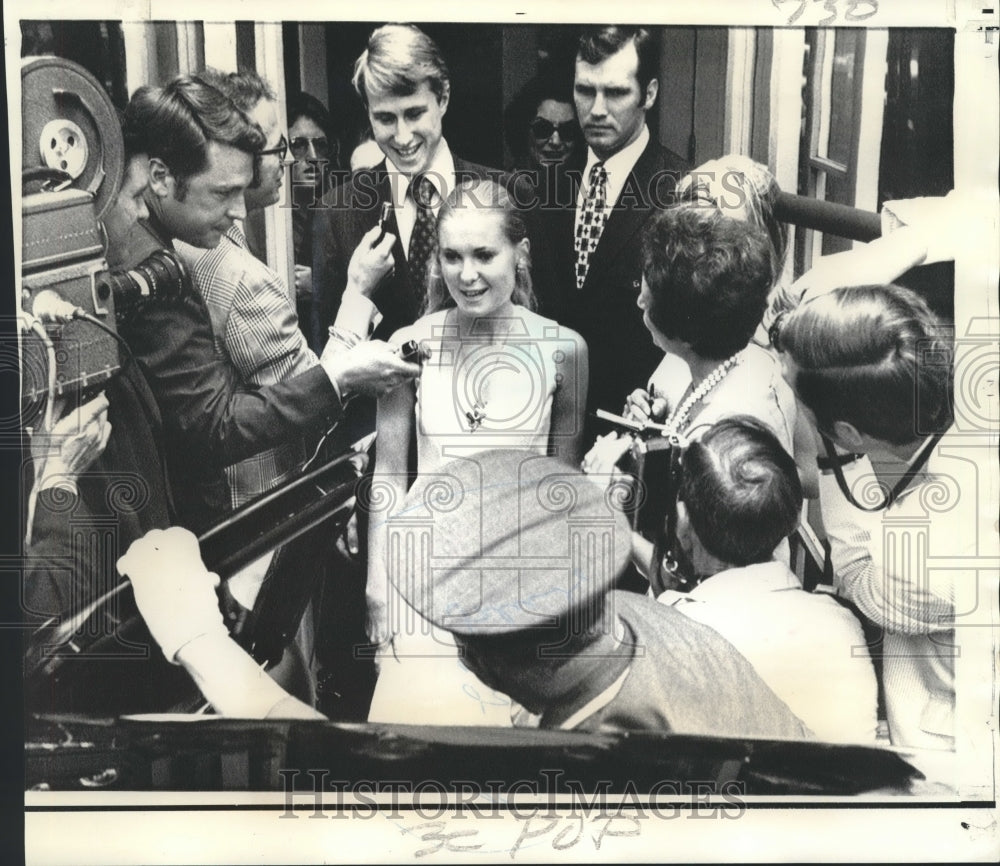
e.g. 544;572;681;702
662;353;740;435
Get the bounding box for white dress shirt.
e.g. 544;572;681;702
659;561;880;744
384;141;457;255
576;124;651;220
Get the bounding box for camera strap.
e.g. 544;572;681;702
821;432;943;512
646;435;692;593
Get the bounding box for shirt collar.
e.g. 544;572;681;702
582;124;650;190
385;139;456;210
684;561;801;602
226;221;248;249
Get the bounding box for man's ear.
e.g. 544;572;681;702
642;78;659;111
437;81;451;116
147;157;172;198
831;419;866;450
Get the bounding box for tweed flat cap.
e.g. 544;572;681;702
384;449;632;635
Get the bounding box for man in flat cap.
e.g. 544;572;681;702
118;450;810;739
377;449;810;735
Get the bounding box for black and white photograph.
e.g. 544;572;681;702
3;1;998;863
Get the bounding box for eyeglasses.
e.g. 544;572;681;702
529;118;578;142
289;136;331;159
258;134;289;162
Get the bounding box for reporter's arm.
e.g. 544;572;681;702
123;293;343;465
174;632;324;719
792;227;929;302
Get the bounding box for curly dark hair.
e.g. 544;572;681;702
641;205;773;360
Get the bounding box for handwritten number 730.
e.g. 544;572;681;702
772;0;879;25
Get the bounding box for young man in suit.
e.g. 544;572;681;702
312;24;559;358
566;26;689;432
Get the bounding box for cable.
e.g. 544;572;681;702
22;316;58;548
31;289;137;368
74;311;136;367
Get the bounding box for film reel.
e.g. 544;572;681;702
21;56;124;221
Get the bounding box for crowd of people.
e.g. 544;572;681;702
24;23;980;753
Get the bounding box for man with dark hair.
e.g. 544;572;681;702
774;283;982;750
680;417;802;567
175;70;399;512
649;417;879;744
124;74;265;249
115;72;419;532
563;25;689;428
166;70;411;715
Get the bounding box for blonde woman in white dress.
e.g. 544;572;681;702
365;178;588;725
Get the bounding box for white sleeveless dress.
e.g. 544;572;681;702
367;307;564;726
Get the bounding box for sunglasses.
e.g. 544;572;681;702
529;118;578;142
289;136;332;159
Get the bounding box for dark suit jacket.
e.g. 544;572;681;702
552;136;688;428
117;217;343;530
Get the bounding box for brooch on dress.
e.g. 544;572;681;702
464;401;487;433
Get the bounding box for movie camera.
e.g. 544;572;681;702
19;56;191;417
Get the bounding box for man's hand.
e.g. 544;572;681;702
116;527;228;663
293;264;313;300
320;339;421;400
346;224;396;298
30;393;112;491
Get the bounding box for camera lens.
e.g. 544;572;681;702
107;249;191;326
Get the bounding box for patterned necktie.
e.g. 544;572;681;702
574;162;608;290
407;173;438;304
